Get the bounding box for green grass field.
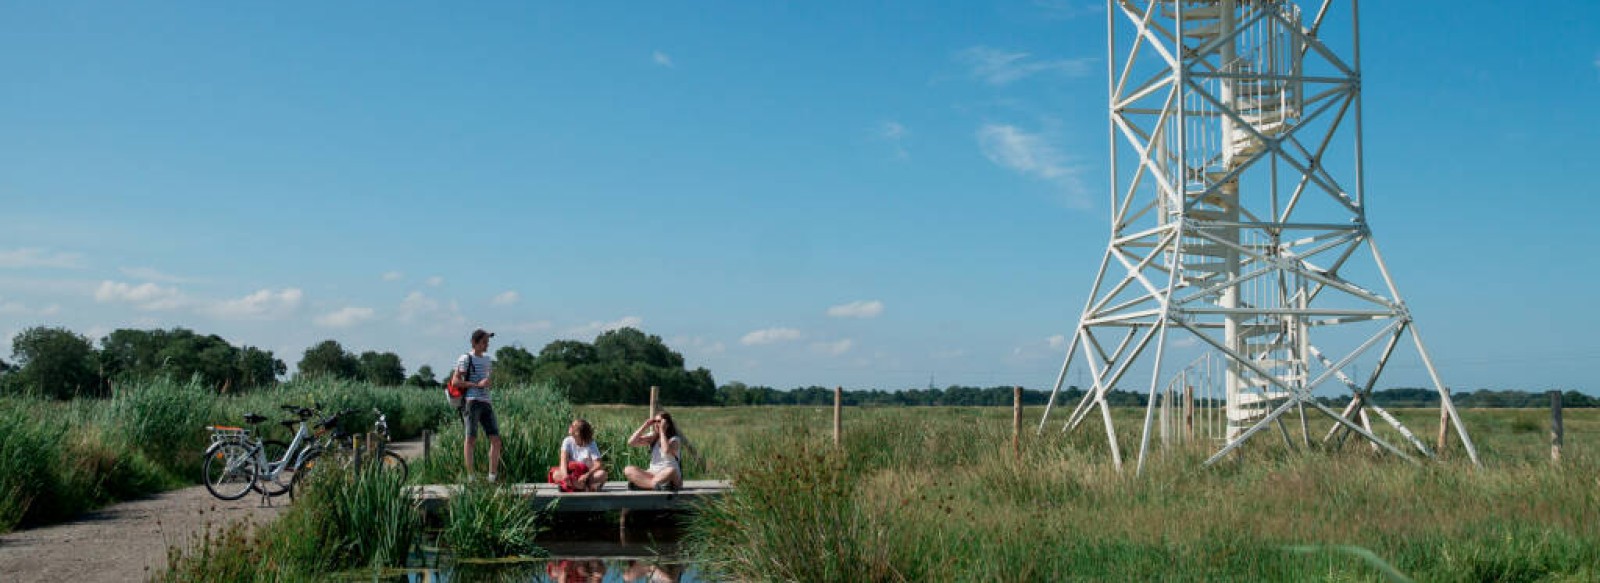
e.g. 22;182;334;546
659;405;1598;582
13;381;1589;581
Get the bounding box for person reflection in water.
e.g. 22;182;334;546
624;559;682;583
546;558;606;582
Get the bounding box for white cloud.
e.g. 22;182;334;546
398;291;438;323
490;291;520;306
426;276;444;287
653;50;674;68
396;291;468;335
956;46;1094;86
877;121;909;160
569;316;645;337
314;306;375;328
119;267;198;284
39;304;60;316
504;320;552;334
811;338;855;356
674;336;727;355
382;271;404;282
0;248;86;269
977;123;1089;208
203;288;304;320
0;297;27;315
827;300;884;319
1048;334;1067;349
741;327;802;346
1032;0;1100;20
933;348;967;359
95;280;189;311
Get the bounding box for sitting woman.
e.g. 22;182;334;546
549;418;606;492
623;412;683;491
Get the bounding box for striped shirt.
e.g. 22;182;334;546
455;352;494;403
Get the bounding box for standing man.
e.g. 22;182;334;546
453;328;502;482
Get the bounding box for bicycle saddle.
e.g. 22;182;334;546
243;412;268;425
279;419;299;429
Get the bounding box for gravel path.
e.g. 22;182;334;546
0;438;429;583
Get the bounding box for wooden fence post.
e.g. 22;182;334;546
353;434;363;471
1551;390;1564;464
650;386;659;418
1013;386;1022;459
833;386;843;448
1437;405;1450;454
423;429;432;460
1183;385;1194;442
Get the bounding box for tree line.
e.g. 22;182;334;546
1;325;1591;407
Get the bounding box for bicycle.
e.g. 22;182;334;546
201;404;327;501
290;407;408;498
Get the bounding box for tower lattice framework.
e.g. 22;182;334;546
1038;0;1480;472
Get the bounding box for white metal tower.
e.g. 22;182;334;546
1038;0;1480;472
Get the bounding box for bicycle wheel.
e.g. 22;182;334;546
202;441;255;501
251;439;294;497
376;450;409;482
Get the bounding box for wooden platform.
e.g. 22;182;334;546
407;480;731;514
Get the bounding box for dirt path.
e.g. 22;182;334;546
0;439;429;583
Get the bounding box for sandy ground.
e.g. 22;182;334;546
0;439;426;583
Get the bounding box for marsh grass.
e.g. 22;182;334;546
412;382;573;484
438;481;548;559
683;406;1600;581
0;377;446;534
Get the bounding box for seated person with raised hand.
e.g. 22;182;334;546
549;418;606;492
623;412;683;491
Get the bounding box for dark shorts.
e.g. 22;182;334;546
463;400;500;438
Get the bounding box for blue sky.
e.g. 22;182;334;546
0;1;1596;393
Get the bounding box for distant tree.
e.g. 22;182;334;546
8;327;102;399
405;365;440;388
486;345;534;387
523;328;713;405
298;340;360;380
98;328;284;392
357;351;406;386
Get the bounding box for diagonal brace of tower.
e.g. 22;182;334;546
1037;0;1480;473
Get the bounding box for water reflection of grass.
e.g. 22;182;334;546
681;406;1600;581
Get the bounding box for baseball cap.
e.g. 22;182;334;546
471;329;495;343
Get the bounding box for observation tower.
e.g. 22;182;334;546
1038;0;1479;472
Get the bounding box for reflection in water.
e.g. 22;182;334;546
397;516;708;582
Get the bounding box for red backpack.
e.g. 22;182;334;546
445;354;473;412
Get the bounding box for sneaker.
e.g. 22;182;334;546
486;473;498;484
653;481;677;492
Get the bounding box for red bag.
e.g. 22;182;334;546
547;461;588;492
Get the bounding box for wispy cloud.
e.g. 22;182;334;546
119;267;199;284
0;296;61;317
202;288;304;320
314;307;375;328
504;320;552;334
877;121;909;160
95;281;188;311
977;123;1090;208
490;291;519;306
382;271;404;282
740;327;802;346
569;316;644;338
653;50;674;68
0;248;86;269
1048;334;1067;349
957;46;1094;86
426;276;444;287
673;336;727;356
397;291;468;334
1032;0;1101;20
811;338;855;356
827;300;885;319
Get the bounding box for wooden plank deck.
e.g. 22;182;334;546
407;479;731;514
